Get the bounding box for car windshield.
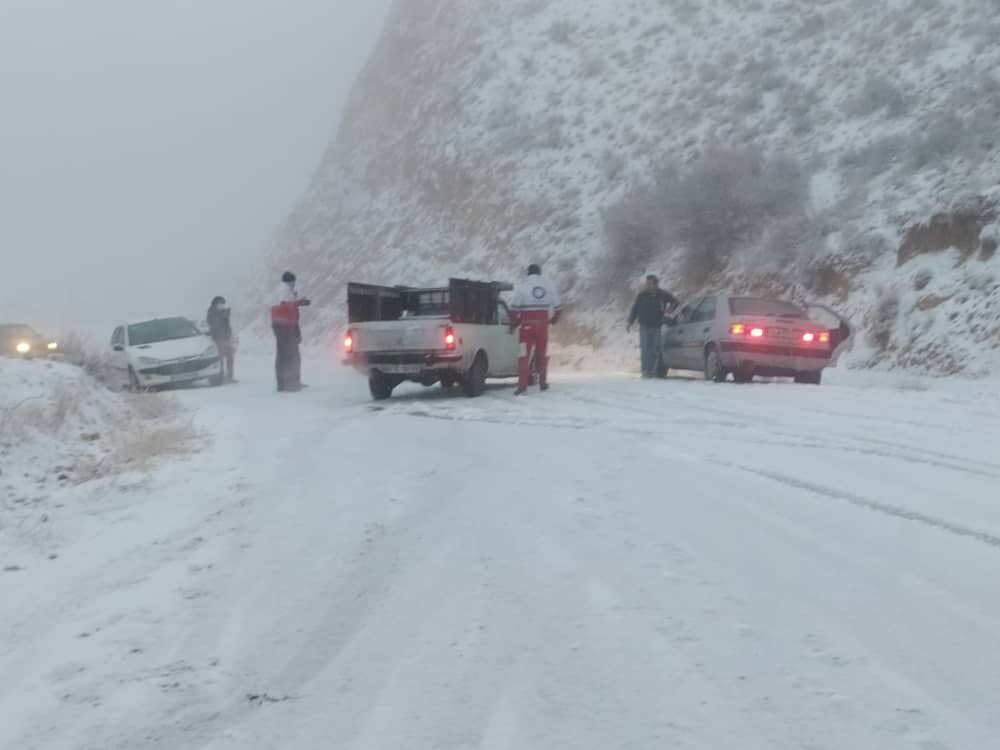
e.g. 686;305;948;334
128;317;201;346
1;325;37;338
728;298;806;318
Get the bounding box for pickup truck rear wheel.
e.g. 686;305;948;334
369;373;395;400
462;352;487;397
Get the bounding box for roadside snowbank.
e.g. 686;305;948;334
0;358;197;563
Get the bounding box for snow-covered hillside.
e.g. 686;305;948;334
268;0;1000;375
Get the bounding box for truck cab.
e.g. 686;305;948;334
342;279;520;400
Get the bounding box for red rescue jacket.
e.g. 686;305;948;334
271;282;301;326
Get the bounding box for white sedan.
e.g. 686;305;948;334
109;316;223;390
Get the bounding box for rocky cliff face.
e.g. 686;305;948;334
269;0;1000;374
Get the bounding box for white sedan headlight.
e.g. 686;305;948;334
16;341;31;354
201;345;219;358
47;341;58;351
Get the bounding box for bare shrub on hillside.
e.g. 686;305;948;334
760;215;822;268
868;288;900;351
73;394;193;482
599;149;626;181
964;108;1000;154
794;11;826;39
911;114;966;169
110;421;195;470
601;189;662;292
671;1;701;24
735;90;762;114
845;231;892;263
893;12;916;34
516;0;547;17
581;54;606;78
839;133;906;180
848;75;911;118
547;20;575;45
58;329;119;388
602;148;808;290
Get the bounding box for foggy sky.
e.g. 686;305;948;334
0;0;390;337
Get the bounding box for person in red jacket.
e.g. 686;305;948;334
270;271;311;392
509;263;562;395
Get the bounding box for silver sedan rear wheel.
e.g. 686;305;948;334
704;347;727;383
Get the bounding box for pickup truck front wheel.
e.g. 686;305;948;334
461;352;487;397
369;373;396;401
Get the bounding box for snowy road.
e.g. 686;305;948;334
3;356;1000;749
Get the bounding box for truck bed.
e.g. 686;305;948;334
350;317;452;355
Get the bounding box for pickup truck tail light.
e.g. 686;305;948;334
819;331;831;344
343;330;354;353
444;326;457;351
749;327;765;338
801;332;815;343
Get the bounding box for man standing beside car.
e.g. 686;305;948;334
627;274;678;378
207;296;236;383
270;271;311;392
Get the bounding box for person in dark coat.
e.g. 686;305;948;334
627;275;678;378
206;296;236;382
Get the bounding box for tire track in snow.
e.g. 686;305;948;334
719;462;1000;550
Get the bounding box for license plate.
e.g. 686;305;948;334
770;328;790;339
377;364;421;374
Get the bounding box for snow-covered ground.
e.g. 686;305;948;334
2;355;1000;749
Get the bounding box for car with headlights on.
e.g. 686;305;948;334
0;323;60;358
660;295;850;384
109;316;222;390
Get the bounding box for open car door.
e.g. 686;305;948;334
806;303;853;365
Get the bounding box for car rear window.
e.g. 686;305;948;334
728;298;806;318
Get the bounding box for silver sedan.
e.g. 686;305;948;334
660;295;850;384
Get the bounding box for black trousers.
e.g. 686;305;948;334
273;324;301;391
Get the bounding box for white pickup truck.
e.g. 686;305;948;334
342;279;522;400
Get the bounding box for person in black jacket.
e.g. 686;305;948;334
206;296;236;383
627;275;678;378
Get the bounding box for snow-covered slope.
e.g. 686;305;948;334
0;359;195;560
268;0;1000;375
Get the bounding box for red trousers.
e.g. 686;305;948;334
516;310;549;389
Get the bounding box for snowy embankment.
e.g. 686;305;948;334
2;354;999;749
0;358;197;565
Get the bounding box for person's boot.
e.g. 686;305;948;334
514;387;527;395
540;383;549;391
